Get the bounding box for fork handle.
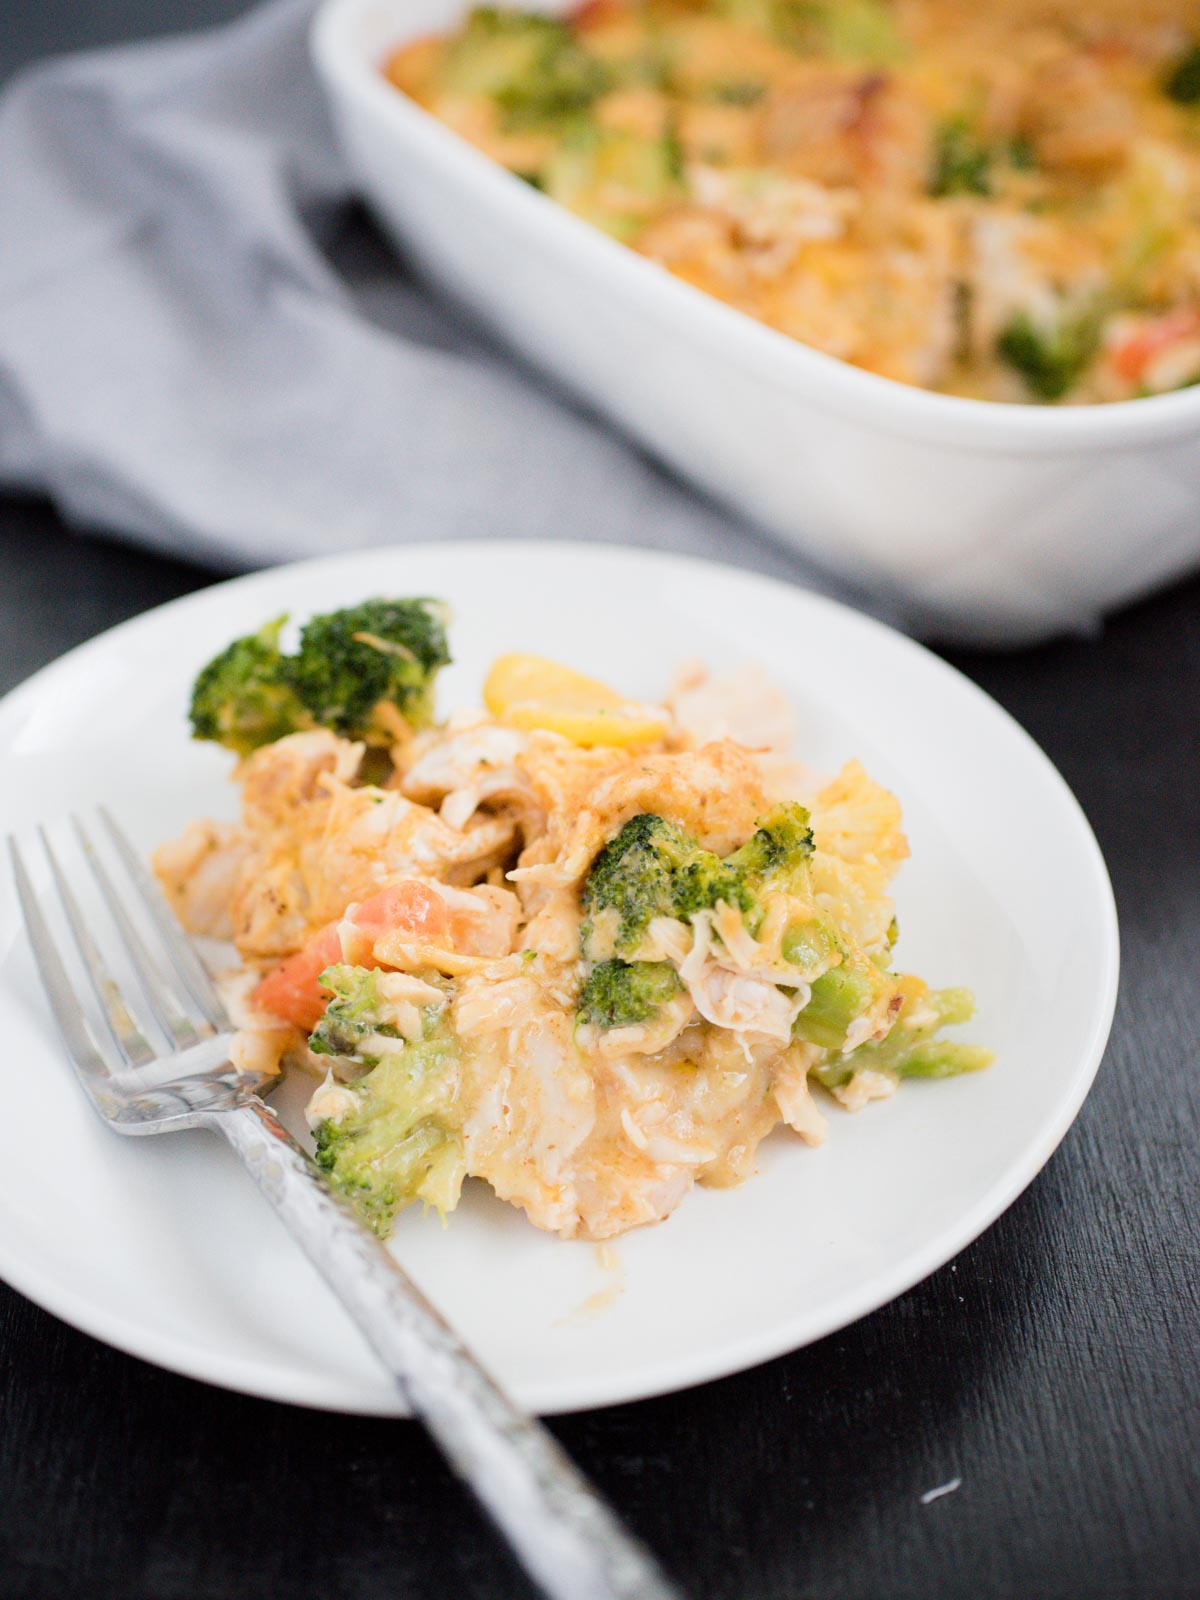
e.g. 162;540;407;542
216;1099;683;1600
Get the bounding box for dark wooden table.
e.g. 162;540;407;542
2;7;1199;1599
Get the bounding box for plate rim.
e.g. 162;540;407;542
0;539;1120;1414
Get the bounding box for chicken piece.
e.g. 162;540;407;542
456;977;598;1236
569;1027;785;1235
228;1023;299;1082
667;659;796;752
1020;51;1135;177
447;948;794;1240
772;1044;829;1146
678;910;806;1041
153;820;248;939
691;165;855;256
760;69;932;197
832;1066;899;1111
511;734;632;836
398;712;545;840
665;659;822;799
239;729;363;834
229;774;518;962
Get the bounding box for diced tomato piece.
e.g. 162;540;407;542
251;926;343;1031
1111;311;1200;385
351;880;449;941
570;0;626;31
251;880;450;1030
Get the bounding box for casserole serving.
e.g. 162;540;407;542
157;594;991;1242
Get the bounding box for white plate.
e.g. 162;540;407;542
0;542;1118;1414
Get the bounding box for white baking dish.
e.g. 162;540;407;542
312;0;1200;643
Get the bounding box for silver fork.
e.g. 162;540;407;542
9;811;683;1600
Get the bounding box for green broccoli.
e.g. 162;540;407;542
670;857;757;924
781;916;846;980
929;120;1040;199
997;306;1102;401
727;802;814;885
681;801;814;925
440;7;610;128
811;985;991;1089
541;121;685;240
793;956;886;1051
582;804;815;958
189;597;452;756
309;972;463;1234
188;614;309;758
282;598;451;742
757;0;906;63
581;812;763;957
930;117;992;198
309;965;403;1062
581;813;694;956
577;959;682;1030
1163;42;1200;105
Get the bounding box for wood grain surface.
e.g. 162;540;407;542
0;491;1196;1600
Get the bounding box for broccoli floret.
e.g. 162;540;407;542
189;598;452;755
577;959;682;1029
763;0;906;63
283;598;451;742
930;117;992;198
671;857;758;923
1164;42;1200;105
581;813;693;956
188;614;309;758
794;956;886;1050
582;806;813;956
541;121;685;240
441;7;610;128
997;307;1102;401
581;811;764;956
309;965;402;1062
497;38;610;127
811;985;992;1089
309;982;463;1235
1007;134;1036;172
930;121;1039;199
781;916;845;980
727;802;814;884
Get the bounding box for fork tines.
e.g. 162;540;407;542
8;812;230;1085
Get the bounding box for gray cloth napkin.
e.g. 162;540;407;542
0;0;870;612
